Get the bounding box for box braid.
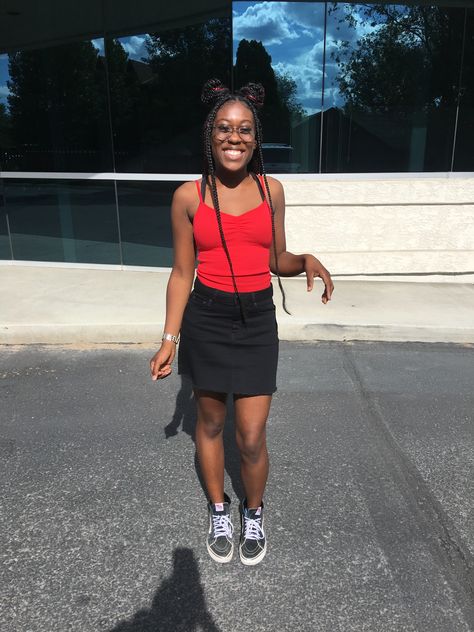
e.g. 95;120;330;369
201;78;290;317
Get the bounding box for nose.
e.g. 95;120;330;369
228;127;242;142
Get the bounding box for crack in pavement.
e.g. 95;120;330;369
342;345;474;630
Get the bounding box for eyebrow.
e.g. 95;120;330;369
215;119;254;125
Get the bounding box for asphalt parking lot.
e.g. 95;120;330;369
1;341;473;632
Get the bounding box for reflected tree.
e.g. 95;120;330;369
105;37;142;154
0;102;11;151
329;4;470;115
234;39;305;143
7;42;108;168
144;19;230;140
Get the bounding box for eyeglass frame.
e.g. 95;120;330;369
212;124;256;142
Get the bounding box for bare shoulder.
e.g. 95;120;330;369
172;180;198;205
171;180;200;218
264;175;285;204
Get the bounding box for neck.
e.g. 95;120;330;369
213;168;250;189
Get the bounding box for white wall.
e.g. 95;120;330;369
282;175;474;280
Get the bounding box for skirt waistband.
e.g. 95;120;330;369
193;277;273;304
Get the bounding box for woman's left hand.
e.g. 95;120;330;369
304;255;334;304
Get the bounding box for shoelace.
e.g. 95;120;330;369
243;515;264;541
212;514;234;539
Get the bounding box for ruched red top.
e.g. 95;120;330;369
193;177;272;292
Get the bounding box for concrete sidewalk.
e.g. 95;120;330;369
1;264;473;344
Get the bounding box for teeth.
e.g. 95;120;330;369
224;150;243;157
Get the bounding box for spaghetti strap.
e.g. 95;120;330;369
252;173;266;203
195;179;203;203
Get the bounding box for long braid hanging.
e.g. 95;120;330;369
201;78;290;317
243;101;291;315
202;94;247;322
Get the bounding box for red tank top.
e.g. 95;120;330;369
193;176;272;292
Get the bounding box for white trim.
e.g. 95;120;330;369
1;260;473;283
1;171;473;181
0;260;171;273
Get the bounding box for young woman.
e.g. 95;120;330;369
150;79;333;565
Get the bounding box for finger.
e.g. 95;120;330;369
306;269;314;292
325;279;334;301
157;365;172;379
151;359;166;380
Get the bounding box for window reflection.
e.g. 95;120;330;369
0;40;112;172
4;180;119;264
324;3;465;172
118;181;177;267
0;205;11;259
108;14;231;173
233;1;324;172
453;8;474;171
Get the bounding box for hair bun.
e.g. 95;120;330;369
201;78;231;107
237;83;265;110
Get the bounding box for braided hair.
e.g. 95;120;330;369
201;78;290;315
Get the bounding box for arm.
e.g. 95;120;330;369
268;177;334;304
150;184;196;380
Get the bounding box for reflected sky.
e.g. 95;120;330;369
233;2;397;114
0;2;391;114
0;4;465;126
0;54;9;107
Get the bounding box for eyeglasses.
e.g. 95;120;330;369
213;124;255;142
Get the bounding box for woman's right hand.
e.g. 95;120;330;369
150;342;176;380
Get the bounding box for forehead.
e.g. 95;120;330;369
215;100;254;123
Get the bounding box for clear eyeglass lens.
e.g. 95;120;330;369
215;125;254;140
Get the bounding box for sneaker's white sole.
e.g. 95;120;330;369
239;543;267;566
206;542;234;563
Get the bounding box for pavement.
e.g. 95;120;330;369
1;264;474;344
1;342;473;632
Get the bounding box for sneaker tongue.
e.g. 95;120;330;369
255;507;261;516
214;503;224;512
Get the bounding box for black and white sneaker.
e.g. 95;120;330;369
239;499;266;566
206;493;234;563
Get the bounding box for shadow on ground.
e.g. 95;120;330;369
109;548;221;632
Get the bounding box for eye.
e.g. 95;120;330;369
239;127;253;136
217;124;232;133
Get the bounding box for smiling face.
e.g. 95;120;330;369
210;100;257;174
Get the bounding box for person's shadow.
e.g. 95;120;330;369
164;376;244;501
109;547;221;632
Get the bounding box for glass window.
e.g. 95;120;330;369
4;179;120;264
105;2;232;173
453;8;474;171
233;1;325;173
0;185;12;259
0;40;113;172
322;3;466;172
0;1;112;172
117;181;178;267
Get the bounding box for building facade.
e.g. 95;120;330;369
1;1;473;278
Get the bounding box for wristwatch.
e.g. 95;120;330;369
162;332;180;344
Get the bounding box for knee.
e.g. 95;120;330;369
237;431;266;464
197;413;225;439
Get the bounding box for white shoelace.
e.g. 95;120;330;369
243;515;264;541
212;514;234;539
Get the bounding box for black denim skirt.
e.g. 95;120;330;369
178;277;279;395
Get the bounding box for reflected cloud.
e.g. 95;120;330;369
121;35;148;60
233;3;299;45
91;38;104;54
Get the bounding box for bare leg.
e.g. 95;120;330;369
233;394;272;508
194;389;227;504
